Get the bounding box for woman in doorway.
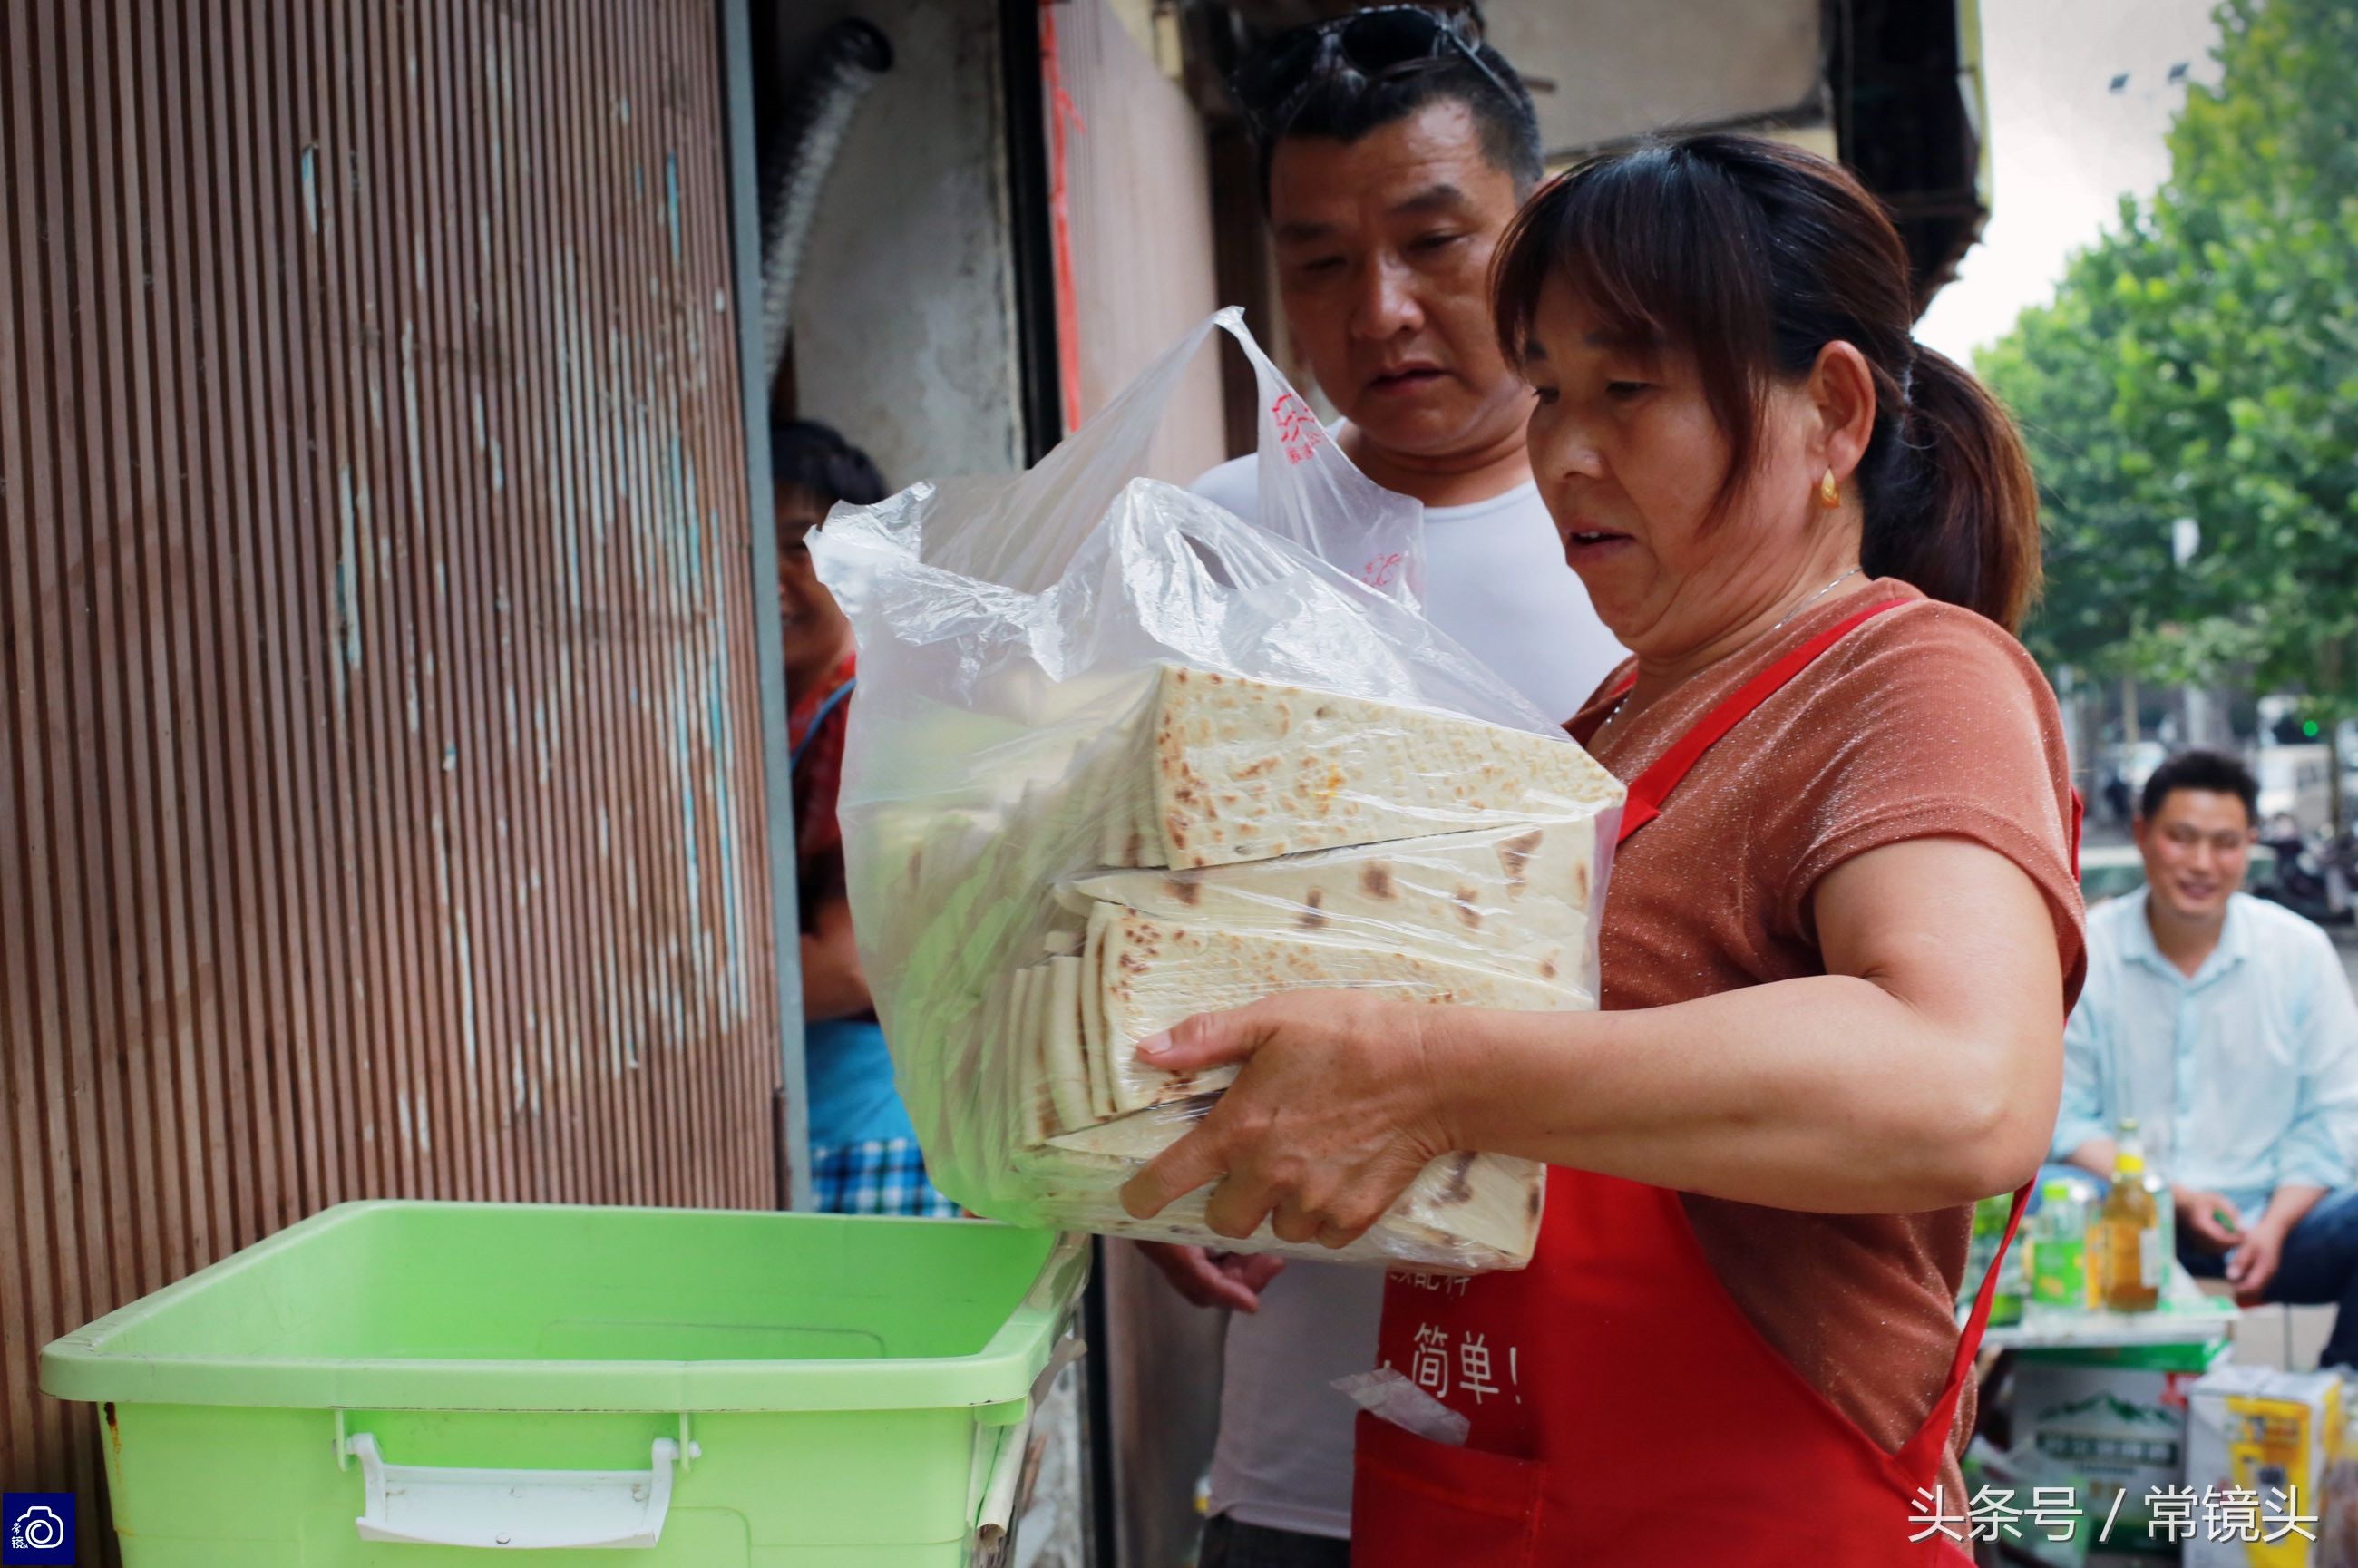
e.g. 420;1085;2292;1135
1121;135;2086;1562
777;421;957;1217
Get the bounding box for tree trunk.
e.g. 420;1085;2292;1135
2061;667;2104;797
2322;638;2350;838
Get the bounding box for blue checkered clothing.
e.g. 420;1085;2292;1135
811;1136;961;1218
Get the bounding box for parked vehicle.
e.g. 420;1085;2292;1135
2340;718;2357;827
2079;840;2277;907
2096;740;2168;826
2254;823;2355;926
2255;745;2337;838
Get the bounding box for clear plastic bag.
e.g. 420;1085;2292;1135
815;312;1622;1270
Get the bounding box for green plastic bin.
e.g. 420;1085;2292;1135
40;1201;1087;1565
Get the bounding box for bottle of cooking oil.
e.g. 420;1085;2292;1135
2100;1121;2163;1312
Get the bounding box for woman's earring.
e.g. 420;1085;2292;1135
1818;469;1841;510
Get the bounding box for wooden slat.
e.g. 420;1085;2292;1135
0;0;784;1535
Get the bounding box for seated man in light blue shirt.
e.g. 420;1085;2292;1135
2052;750;2358;1361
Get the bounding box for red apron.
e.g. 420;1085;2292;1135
1352;599;2031;1565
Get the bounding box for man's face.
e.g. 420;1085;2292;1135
1266;99;1529;462
775;484;849;666
2135;787;2255;923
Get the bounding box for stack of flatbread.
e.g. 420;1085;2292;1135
942;664;1622;1271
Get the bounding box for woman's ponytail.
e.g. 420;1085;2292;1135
1493;135;2047;633
1862;346;2043;633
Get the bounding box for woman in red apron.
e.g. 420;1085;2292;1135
1124;133;2087;1563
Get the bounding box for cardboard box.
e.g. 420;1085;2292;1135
1963;1435;2093;1568
2015;1354;2208;1555
2187;1366;2343;1567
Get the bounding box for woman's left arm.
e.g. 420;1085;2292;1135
1123;834;2064;1242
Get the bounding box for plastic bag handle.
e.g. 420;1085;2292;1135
931;310;1423;603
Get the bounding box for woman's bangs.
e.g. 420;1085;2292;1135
1495;151;1725;372
1493;142;1778;521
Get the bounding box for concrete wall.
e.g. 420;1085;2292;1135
784;0;1028;485
1059;0;1228;487
1486;0;1827;156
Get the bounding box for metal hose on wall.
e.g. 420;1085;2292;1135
761;16;894;390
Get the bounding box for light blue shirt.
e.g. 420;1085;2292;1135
2052;890;2358;1204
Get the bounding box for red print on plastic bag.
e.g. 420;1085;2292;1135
1271;391;1324;466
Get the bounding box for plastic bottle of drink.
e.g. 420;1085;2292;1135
2031;1178;2091;1309
2079;1181;2106;1310
1969;1193;2027;1327
2134;1116;2177;1298
2101;1123;2163;1312
1994;1211;2029;1327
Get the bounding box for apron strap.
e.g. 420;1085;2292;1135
1591;592;2022;1482
791;676;857;774
1613;599;1913;842
2069;787;2086;881
1898;1176;2033;1477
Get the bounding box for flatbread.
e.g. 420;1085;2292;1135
1091;730;1137;868
1004;970;1058;1149
1095;908;1583;1115
1129;766;1164;869
1148;666;1622;870
1038;704;1153;870
1008;965;1039;1144
1079;905;1116;1121
1068;818;1598;994
1047;1096;1216;1160
1039;1105;1543;1265
1394;1148;1545;1263
1042;956;1091;1134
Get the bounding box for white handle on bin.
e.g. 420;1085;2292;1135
343;1432;698;1549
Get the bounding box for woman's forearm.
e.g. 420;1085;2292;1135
1123;838;2068;1238
1427;973;2057;1213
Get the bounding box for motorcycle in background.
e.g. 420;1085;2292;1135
2256;821;2356;925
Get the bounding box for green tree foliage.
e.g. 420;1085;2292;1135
1980;0;2358;737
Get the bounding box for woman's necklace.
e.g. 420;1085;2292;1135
1593;565;1864;737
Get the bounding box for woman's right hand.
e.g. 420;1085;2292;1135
1135;1242;1288;1313
1119;991;1456;1250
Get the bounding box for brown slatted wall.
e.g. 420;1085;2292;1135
0;0;782;1514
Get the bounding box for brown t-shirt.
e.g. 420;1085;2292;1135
1570;579;2086;1495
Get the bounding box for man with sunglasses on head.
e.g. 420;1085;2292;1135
1155;10;1622;1565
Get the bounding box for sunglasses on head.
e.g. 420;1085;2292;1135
1231;5;1517;143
